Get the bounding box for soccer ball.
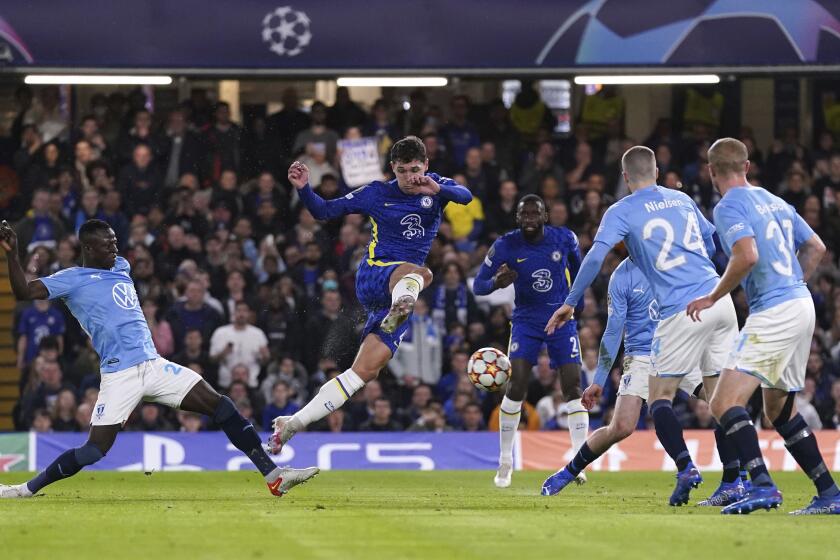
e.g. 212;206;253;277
262;6;312;57
467;347;511;392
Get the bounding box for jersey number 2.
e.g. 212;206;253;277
643;213;707;271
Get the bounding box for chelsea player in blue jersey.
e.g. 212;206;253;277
544;146;739;505
473;195;588;488
542;257;749;505
268;136;472;455
686;138;839;515
0;219;318;499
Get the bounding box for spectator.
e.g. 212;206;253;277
301;289;357;373
119;143;163;217
389;298;443;386
31;409;53;433
428;262;482;334
261;380;301;431
460;401;485;432
202;101;242;182
327;87;368;133
209;301;269;389
16;299;65;371
128;403;174;432
519;141;565;196
165;279;225;354
266;87;310;161
359;397;403;431
51;389;80;432
160;109;203;189
15;188;67;260
293;101;340;164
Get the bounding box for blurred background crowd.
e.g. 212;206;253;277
4;81;840;436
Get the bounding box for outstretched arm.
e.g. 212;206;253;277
0;220;48;301
289;161;362;220
797;234;825;282
594;283;627;388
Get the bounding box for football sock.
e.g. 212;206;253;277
289;369;365;438
775;414;840;498
720;406;774;487
498;396;522;465
27;443;103;493
650;399;692;471
740;469;749;485
213;395;278;478
567;398;589;455
714;421;740;483
391;273;424;304
566;442;597;477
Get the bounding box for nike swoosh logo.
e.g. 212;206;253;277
267;477;284;495
384;203;395;206
90;274;101;279
516;258;527;263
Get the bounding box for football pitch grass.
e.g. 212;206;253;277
0;471;836;560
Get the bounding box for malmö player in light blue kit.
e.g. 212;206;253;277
0;219;318;499
543;146;739;505
687;138;840;515
542;257;748;506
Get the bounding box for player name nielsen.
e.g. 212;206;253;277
644;199;687;213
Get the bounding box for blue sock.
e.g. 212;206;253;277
775;414;839;498
720;406;773;488
214;396;277;478
714;421;740;483
650;399;692;471
27;444;103;493
566;442;597;477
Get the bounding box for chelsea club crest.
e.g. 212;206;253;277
421;196;433;208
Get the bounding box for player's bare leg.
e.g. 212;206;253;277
180;380;318;496
1;424;118;498
380;264;432;334
559;362;588;484
495;358;530;488
270;334;391;454
542;395;641;496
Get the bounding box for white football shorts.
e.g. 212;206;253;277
725;297;815;391
617;355;702;400
91;357;203;426
651;294;738;378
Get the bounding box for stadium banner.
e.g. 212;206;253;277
28;430;840;472
0;433;30;472
520;431;840;472
338;138;384;188
1;2;839;70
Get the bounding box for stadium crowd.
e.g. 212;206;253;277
4;82;840;435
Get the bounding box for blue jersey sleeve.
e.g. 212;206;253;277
473;238;506;295
791;208;816;250
564;240;611;308
592;203;630;248
429;173;472;205
594;271;628;387
39;268;82;300
299;183;371;220
714;200;755;249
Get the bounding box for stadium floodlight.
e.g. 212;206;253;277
573;74;720;85
24;75;173;85
336;77;448;87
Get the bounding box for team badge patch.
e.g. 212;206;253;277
421;196;433;208
552;251;562;261
95;404;105;419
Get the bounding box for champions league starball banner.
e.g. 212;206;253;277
6;431;839;473
0;1;839;71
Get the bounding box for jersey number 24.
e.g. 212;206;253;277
643;213;707;271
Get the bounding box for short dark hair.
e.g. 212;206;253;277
390;135;427;163
78;219;112;243
518;194;545;211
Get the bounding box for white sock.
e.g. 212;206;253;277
391;273;424;304
499;396;522;465
290;369;365;432
567;398;589;455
